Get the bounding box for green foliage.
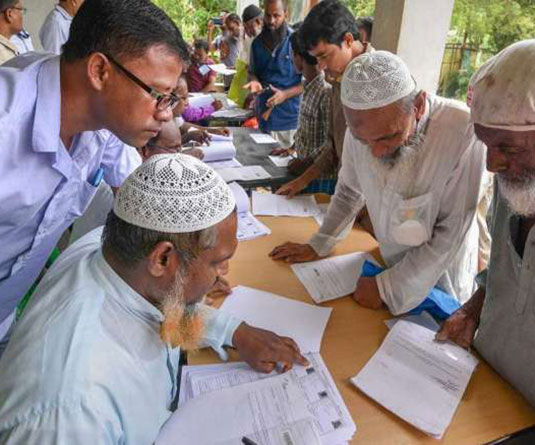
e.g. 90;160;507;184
340;0;375;17
450;0;535;53
442;66;474;102
153;0;237;42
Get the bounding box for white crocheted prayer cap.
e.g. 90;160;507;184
341;50;416;110
114;154;236;233
470;39;535;131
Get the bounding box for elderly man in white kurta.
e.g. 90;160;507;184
271;51;486;315
0;154;307;443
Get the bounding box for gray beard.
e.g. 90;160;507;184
498;174;535;217
363;130;426;192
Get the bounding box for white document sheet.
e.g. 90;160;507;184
252;191;320;217
211;108;252;119
200;141;237;162
218;166;271;182
187;94;214;108
208;63;237;75
237;211;271;241
228;182;271;241
206;158;242;169
250;133;278;144
220;286;332;353
269;154;294;167
351;321;478;439
178;353;357;445
157;372;322;445
384;311;440;332
291;252;366;304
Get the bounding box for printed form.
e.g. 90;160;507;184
252;192;320;217
291;252;367;303
218;166;271;183
351;321;478;439
157;372;322;445
177;352;357;445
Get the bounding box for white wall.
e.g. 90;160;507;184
372;0;454;94
23;0;55;51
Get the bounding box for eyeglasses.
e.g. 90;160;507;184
105;54;179;111
9;6;27;14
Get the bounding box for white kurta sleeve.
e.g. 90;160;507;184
39;22;65;55
309;131;366;256
200;305;242;360
376;139;486;315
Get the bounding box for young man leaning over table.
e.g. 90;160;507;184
270;51;489;320
270;24;337;194
0;154;308;443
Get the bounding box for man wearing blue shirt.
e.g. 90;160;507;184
0;0;187;348
245;0;302;148
39;0;84;54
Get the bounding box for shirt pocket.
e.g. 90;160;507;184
389;192;434;247
66;180;100;219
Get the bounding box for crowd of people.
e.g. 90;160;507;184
0;0;533;442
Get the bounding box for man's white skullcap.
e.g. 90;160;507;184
470;39;535;131
114;154;235;233
341;50;416;110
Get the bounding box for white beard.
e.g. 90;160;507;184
498;175;535;217
363;131;425;194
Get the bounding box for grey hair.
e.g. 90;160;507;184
395;89;421;114
102;211;217;270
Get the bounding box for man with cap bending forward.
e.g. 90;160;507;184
271;51;487;316
437;40;535;407
0;155;307;444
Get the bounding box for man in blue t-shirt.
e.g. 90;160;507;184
245;0;302;148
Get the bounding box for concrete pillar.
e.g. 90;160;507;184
372;0;454;94
237;0;260;16
23;0;55;51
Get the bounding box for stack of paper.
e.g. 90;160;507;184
158;369;323;445
211;108;253;119
351;321;478;439
206;158;242;169
208;63;237;76
250;133;278;144
228;183;271;241
291;252;367;304
252;191;320;217
220;286;332;353
217;166;271;182
200;141;237;162
269;154;295;167
188;94;214;108
171;353;357;445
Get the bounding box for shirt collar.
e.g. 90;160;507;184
55;4;73;21
0;34;18;55
93;249;164;324
304;71;324;92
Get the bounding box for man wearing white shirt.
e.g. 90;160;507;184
271;51;486;315
0;154;307;443
39;0;84;54
0;0;24;64
0;0;187;350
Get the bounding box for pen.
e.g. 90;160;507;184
90;167;104;187
241;437;258;445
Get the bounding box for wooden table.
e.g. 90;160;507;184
187;211;535;444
